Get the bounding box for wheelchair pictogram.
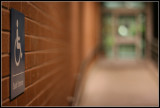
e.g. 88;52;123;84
14;19;22;66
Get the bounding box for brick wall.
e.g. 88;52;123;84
69;2;101;105
2;2;72;106
1;1;101;106
81;2;101;60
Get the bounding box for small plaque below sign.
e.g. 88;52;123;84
10;8;25;100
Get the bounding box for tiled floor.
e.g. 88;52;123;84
78;58;159;106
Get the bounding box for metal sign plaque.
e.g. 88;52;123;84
10;8;25;100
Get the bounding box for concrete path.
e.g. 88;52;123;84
78;58;159;106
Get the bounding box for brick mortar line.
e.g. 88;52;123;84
2;56;65;80
1;76;9;81
52;83;67;106
1;53;9;57
25;58;65;75
41;73;67;106
24;65;64;104
2;7;9;12
2;6;63;35
2;5;9;10
1;49;65;57
2;62;65;105
26;81;53;106
2;29;67;45
25;66;61;90
47;79;68;106
26;2;56;28
25;16;54;32
2;46;66;55
24;55;65;73
1;60;55;81
25;16;66;38
2;47;66;54
2;75;10;80
25;34;67;44
26;71;64;106
2;24;65;44
41;80;63;106
2;31;10;35
2;2;53;31
2;49;67;56
2;71;56;106
30;2;69;32
25;50;53;55
29;2;54;18
2;97;10;103
25;17;53;32
1;48;66;55
25;50;64;56
25;49;66;54
2;21;62;40
42;73;68;106
25;32;56;43
2;98;10;105
2;29;10;32
25;29;67;42
28;2;67;33
28;2;60;26
25;16;67;36
25;61;66;90
25;34;54;43
1;52;10;55
2;2;68;35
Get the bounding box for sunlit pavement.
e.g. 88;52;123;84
78;58;158;106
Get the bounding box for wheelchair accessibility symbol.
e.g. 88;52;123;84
14;19;22;66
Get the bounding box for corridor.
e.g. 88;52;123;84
78;58;158;106
1;1;158;106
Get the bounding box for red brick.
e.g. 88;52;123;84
25;70;31;87
25;36;31;51
22;2;37;19
30;68;38;84
26;86;37;104
2;77;9;100
2;2;10;8
31;2;52;15
2;55;10;77
2;32;10;53
25;18;50;38
38;39;45;50
34;81;41;95
22;2;39;22
10;2;22;12
29;98;39;106
34;53;43;66
22;2;54;29
26;86;36;104
1;1;78;106
2;9;10;30
30;37;39;51
17;92;27;106
2;98;17;106
38;93;46;105
25;53;35;70
25;18;38;36
38;66;46;78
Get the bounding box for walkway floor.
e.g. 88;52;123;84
78;58;159;106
